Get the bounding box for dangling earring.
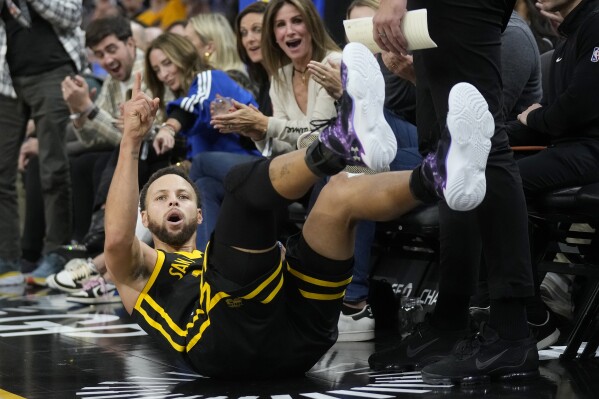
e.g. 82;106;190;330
204;52;212;62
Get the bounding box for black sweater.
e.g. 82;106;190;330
526;0;599;142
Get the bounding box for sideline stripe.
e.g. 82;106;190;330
0;390;26;399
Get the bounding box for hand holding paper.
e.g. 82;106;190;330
344;9;437;54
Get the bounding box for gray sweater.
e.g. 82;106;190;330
502;11;543;121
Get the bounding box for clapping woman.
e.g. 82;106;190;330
210;0;342;157
144;33;260;159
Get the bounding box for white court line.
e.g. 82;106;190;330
328;389;394;398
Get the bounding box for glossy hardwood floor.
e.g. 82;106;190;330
0;285;597;399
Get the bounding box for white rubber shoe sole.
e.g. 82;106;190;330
445;82;494;211
0;271;25;286
342;42;397;172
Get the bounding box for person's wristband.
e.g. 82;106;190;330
159;122;177;137
69;103;95;121
87;105;99;120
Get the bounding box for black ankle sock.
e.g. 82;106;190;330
409;165;437;203
304;140;346;177
489;298;529;340
526;296;549;325
431;293;470;331
342;303;362;316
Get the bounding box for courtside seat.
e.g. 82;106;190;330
528;182;599;360
375;204;440;257
531;182;599;220
396;204;439;236
373;182;599;361
373;204;441;295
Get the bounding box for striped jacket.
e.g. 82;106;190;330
0;0;85;98
73;49;159;148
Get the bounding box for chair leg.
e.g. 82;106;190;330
580;319;599;359
561;279;599;360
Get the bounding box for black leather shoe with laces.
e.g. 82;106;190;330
368;315;469;371
421;322;539;386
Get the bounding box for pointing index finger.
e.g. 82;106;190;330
132;72;142;98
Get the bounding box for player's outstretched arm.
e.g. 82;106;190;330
104;73;161;313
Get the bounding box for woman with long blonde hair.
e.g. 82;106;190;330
144;33;260;160
184;13;248;76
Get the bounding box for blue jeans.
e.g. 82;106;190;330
385;108;422;172
190;152;261;251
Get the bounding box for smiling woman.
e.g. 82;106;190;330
235;0;271;116
143;33;261;160
210;0;342;158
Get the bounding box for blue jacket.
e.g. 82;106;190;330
167;70;261;158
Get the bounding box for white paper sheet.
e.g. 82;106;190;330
343;9;437;53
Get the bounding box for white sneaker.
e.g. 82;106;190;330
0;270;24;286
318;42;396;172
444;82;494;211
67;275;120;304
337;304;375;342
541;272;574;320
46;258;98;293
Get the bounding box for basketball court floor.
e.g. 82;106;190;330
0;286;598;399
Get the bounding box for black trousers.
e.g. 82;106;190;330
92;144;171;211
21;151;112;258
519;138;599;296
516;139;599;198
411;0;534;299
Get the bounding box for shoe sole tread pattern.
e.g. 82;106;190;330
445;82;494;211
343;43;397;172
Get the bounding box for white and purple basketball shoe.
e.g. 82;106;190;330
420;82;495;211
318;42;397;172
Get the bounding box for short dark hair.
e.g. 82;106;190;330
139;166;202;212
86;15;133;48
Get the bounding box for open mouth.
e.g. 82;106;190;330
286;39;301;49
107;63;121;75
166;210;183;225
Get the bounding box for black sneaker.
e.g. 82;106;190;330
471;306;560;350
421;323;539;386
529;310;560;350
368;315;469;371
469;305;490;332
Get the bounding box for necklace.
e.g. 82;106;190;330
293;67;308;84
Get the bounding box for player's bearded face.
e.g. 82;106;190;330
147;214;197;247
